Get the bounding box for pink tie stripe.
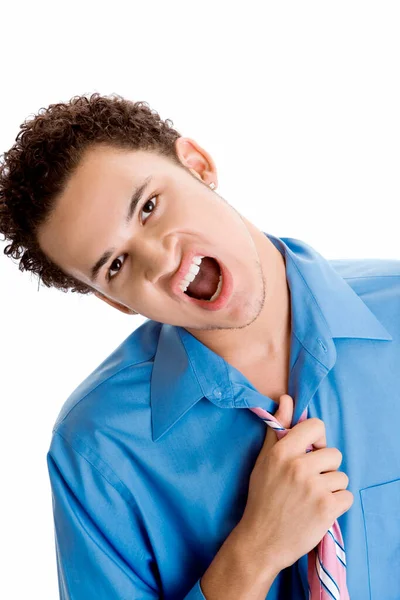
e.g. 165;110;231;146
248;404;350;600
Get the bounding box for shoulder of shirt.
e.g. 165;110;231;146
328;255;400;279
328;256;400;308
328;256;400;282
51;318;162;433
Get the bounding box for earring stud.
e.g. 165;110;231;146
209;182;216;190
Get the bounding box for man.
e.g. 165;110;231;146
0;93;399;599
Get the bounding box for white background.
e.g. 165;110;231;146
1;1;399;598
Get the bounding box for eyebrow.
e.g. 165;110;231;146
89;175;153;284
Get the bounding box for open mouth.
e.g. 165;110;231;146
183;256;223;302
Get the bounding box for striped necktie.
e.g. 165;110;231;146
249;403;350;600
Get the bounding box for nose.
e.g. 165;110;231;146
138;235;179;285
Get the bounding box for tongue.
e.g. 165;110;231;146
186;257;221;300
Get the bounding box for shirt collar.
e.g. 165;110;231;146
150;232;392;441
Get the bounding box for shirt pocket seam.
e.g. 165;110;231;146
359;487;373;600
360;478;400;600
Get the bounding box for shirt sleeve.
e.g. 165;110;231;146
47;434;160;599
47;430;206;600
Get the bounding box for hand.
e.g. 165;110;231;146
235;394;354;576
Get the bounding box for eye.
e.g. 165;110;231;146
107;254;126;282
141;195;158;223
106;194;159;282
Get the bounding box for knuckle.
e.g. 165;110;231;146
317;494;332;518
328;448;343;469
332;447;343;464
310;417;325;433
304;477;315;497
341;472;349;488
272;443;287;465
291;458;306;484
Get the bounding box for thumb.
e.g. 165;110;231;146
262;394;295;453
274;394;295;430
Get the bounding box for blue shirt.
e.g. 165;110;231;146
47;232;400;600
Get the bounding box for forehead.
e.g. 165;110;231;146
36;145;166;286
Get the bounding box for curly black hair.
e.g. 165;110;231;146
0;93;183;295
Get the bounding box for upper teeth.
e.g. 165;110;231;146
179;255;204;293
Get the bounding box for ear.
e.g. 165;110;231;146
93;291;138;315
175;136;218;188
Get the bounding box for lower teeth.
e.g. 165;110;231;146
207;275;223;302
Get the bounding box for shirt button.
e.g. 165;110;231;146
317;338;328;353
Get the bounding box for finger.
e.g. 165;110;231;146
301;446;343;475
275;394;294;429
280;418;327;458
263;394;295;453
320;470;349;493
